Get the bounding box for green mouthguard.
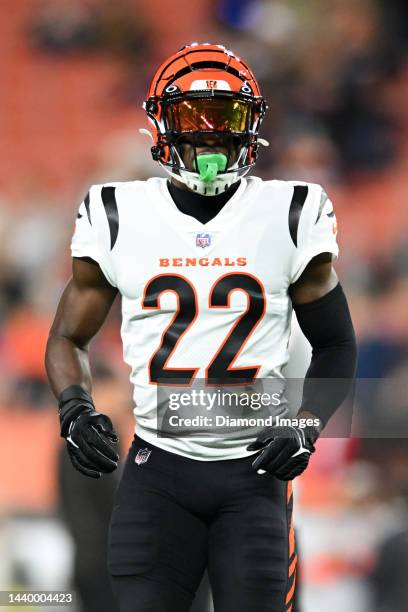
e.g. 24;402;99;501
196;153;227;183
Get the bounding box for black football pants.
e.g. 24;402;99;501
108;435;297;612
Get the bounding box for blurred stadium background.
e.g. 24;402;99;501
1;1;408;611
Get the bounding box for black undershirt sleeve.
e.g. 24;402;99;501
292;283;357;427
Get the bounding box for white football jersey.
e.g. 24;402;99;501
71;177;338;460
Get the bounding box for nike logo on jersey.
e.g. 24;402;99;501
159;257;247;267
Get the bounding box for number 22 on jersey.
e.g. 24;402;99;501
142;272;266;386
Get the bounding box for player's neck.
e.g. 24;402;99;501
167;179;240;225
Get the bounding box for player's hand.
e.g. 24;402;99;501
247;425;318;481
62;408;119;478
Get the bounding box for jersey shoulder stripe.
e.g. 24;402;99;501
314;189;329;225
288;185;309;247
101;186;119;250
84;191;92;225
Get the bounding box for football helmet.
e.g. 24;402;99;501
143;43;266;195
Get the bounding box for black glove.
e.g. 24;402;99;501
58;385;119;479
247;425;319;481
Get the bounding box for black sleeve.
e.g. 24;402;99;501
293;283;357;426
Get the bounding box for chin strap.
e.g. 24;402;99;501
177;167;242;195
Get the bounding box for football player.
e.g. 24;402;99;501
45;43;357;612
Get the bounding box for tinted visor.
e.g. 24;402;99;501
165;97;251;133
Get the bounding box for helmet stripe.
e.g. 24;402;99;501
165;61;247;90
152;47;250;96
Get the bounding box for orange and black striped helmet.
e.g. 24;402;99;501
143;43;266;191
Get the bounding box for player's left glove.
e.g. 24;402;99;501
247;424;319;480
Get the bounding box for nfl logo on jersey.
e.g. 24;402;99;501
196;232;211;248
135;448;151;466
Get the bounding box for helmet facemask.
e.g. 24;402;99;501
146;92;265;196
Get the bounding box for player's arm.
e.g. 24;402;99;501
290;252;357;427
45;257;120;478
46;256;117;396
248;252;357;480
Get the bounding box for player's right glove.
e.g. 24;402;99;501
58;385;119;479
